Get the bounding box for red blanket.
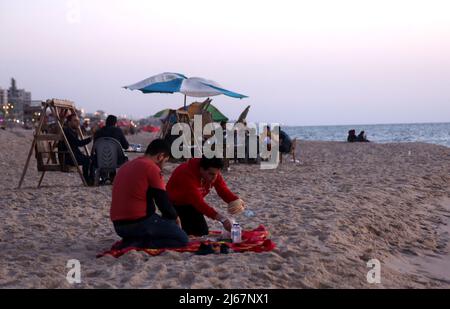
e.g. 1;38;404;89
97;225;275;258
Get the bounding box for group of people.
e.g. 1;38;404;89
60;114;130;185
347;129;370;143
110;139;245;249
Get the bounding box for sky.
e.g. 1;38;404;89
0;0;449;126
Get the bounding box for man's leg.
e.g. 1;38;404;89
75;154;92;183
142;214;189;248
114;214;188;249
173;205;209;236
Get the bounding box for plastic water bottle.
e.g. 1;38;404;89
244;209;255;218
231;223;242;243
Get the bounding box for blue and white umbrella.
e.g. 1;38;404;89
124;72;248;108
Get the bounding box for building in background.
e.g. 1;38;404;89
7;78;32;121
0;87;7;106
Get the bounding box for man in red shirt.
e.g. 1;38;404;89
110;139;188;249
166;157;245;236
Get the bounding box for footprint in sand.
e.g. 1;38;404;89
268;263;283;271
178;271;196;285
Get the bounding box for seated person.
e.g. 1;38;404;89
166;157;244;236
94;115;129;165
347;129;357;142
59;114;93;184
110;139;188;249
356;130;370;142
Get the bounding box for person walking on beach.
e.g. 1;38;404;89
110;139;188;249
166;157;245;236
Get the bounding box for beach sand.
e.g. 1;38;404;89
0;129;449;288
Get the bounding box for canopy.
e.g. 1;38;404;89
153;108;171;119
153;102;229;123
124;72;247;99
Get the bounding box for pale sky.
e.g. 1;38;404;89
1;0;449;125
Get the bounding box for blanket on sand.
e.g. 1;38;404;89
97;225;275;258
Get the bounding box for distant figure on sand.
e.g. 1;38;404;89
110;139;188;249
356;131;370;142
166;157;245;236
347;129;357;142
59;114;94;184
347;129;370;142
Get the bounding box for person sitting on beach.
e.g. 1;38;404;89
94;115;130;150
356;130;370;142
93;115;130;166
166;156;245;236
347;129;357;142
110;139;188;249
59;114;94;184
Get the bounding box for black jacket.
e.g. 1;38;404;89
61;127;92;159
94;126;129;149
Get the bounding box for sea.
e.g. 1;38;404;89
283;122;450;148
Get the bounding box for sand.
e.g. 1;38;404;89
0;128;449;288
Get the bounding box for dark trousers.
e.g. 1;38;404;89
75;154;93;182
113;213;189;249
173;204;209;236
65;153;93;182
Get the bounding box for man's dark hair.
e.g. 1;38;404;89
145;139;171;157
200;156;224;170
106;115;118;127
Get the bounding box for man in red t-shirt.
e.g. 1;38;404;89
110;139;188;249
166;157;245;236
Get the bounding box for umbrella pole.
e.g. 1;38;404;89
184;94;187;110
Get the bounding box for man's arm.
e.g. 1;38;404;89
188;188;219;219
78;136;92;147
148;188;178;220
214;173;239;204
65;128;91;147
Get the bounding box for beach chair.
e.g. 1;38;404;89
92;137;125;186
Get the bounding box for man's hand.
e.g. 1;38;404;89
228;199;245;215
215;213;233;232
176;217;182;228
222;218;233;232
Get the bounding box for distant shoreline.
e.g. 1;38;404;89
283;121;450;128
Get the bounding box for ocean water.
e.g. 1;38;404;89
283;122;450;148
